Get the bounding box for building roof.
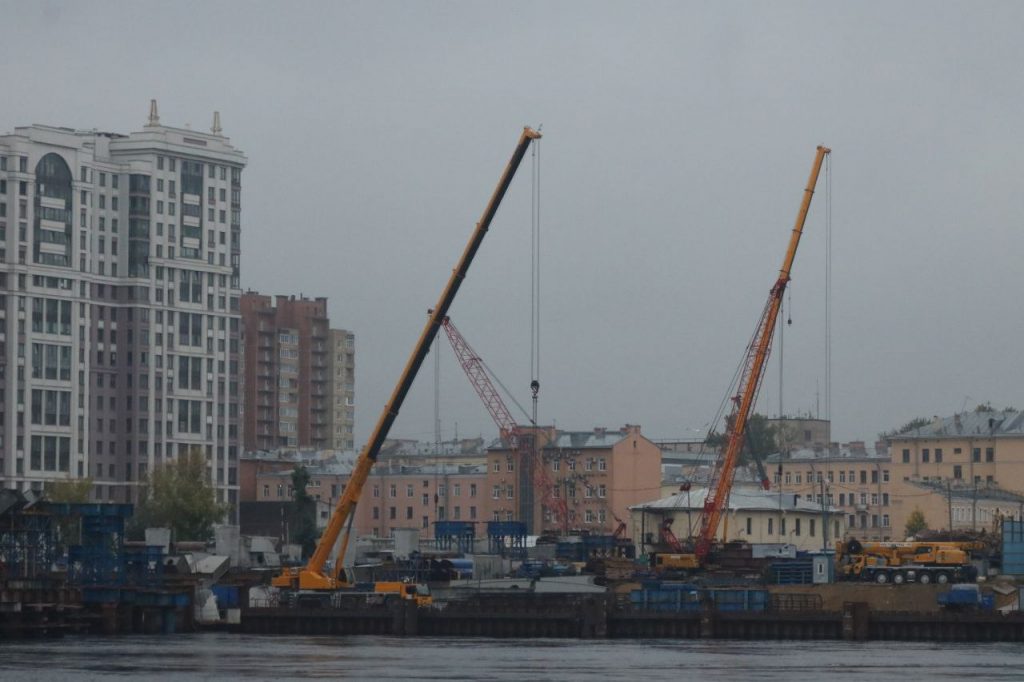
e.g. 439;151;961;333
631;485;836;514
766;442;890;464
889;410;1024;440
257;462;487;479
488;426;646;452
907;479;1024;504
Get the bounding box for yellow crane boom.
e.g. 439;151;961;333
273;127;542;591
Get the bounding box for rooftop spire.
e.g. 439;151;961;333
211;111;222;135
147;99;160;127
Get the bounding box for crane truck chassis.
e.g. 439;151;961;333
835;539;980;585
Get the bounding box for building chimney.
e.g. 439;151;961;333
146;99;160;127
211;111;222;135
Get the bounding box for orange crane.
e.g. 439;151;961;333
272;127;541;593
693;145;830;563
441;317;568;532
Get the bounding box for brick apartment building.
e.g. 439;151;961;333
240;293;354;451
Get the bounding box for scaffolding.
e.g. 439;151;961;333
0;491;56;580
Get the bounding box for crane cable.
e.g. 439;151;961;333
530;135;542;401
824;151;832;422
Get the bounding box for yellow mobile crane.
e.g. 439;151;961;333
273;127;541;597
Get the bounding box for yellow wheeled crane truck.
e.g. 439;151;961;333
835;539;982;585
271;128;541;604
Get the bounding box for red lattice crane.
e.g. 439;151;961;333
441;317;567;531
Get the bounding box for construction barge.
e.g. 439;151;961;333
239;591;1024;642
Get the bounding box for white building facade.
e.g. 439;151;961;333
0;102;245;507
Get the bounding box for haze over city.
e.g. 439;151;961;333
5;0;1024;447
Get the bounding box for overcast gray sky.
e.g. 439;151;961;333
4;1;1024;446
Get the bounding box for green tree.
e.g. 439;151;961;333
879;416;930;439
705;413;777;464
129;449;229;541
45;478;94;552
905;509;928;538
46;478;94;503
289;465;319;558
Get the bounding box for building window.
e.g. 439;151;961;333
809;519;815;537
389;507;396;520
902;449;910;463
883;470;890;482
922;448;930;463
506;459;514;472
973;448;981;463
953;465;963;479
794;519;801;536
406;484;414;497
470;483;477;498
598;458;606;471
492;460;500;473
935;448;943;463
389;484;396;497
492;485;500;500
598;484;606;498
986;448;995;462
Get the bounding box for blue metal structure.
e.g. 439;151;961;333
487;521;527;557
1003;519;1024;575
0;491;55;580
434;521;476;553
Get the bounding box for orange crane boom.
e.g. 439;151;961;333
273;127;541;591
695;145;830;562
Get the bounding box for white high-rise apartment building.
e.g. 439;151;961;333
0;102;245;507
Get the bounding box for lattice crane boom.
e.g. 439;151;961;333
441;318;519;450
441;317;567;530
695;145;830;563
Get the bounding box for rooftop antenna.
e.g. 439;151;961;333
211;111;222;135
146;99;160;127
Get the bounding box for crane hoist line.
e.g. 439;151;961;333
272;127;542;595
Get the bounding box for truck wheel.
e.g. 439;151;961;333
918;572;932;585
875;572;889;584
936;572;950;585
892;572;905;585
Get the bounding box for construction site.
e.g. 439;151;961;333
6;132;1024;644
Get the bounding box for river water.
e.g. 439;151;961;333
3;633;1023;680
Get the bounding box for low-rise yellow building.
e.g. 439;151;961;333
629;484;845;554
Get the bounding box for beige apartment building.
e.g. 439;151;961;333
887;410;1024;535
486;425;662;536
768;441;894;541
255;460;489;539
